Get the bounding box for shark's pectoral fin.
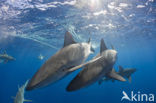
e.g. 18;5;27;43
24;99;32;102
68;56;102;72
63;31;76;47
107;69;126;82
128;76;132;83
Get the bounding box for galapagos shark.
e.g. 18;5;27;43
66;38;126;91
12;80;32;103
26;31;94;91
0;51;15;63
98;66;136;84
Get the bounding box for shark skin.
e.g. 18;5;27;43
66;39;125;92
13;80;32;103
26;31;94;91
0;51;15;63
98;66;136;84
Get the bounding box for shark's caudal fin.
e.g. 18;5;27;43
107;69;126;82
63;31;76;47
24;99;32;102
118;65;124;72
100;38;107;54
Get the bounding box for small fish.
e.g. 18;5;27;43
38;54;44;60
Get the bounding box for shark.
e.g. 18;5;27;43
66;38;126;91
98;66;136;84
12;80;32;103
26;31;94;91
0;51;15;63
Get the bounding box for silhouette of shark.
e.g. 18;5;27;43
0;50;15;63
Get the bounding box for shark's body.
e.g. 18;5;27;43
66;39;125;91
0;51;15;63
13;81;32;103
26;32;94;91
99;66;136;84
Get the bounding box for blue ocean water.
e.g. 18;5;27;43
0;0;156;103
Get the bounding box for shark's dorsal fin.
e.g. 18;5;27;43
100;38;107;54
63;31;76;47
119;66;124;72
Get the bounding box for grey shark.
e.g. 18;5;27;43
13;80;32;103
66;38;126;91
26;31;94;91
0;51;15;63
99;66;136;84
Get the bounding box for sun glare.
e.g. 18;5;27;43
89;0;101;9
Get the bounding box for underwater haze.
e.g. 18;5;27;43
0;0;156;103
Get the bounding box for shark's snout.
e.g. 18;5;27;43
26;80;37;91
